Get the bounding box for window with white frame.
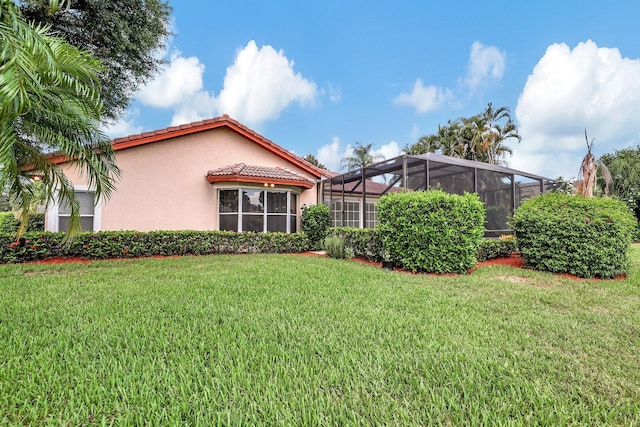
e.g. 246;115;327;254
329;200;360;227
58;191;95;232
365;201;378;228
218;189;298;233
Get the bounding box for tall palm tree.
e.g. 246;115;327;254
0;0;120;237
340;142;384;171
472;103;521;165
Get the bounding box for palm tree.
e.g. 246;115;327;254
406;103;520;165
340;142;384;171
470;103;521;165
0;0;120;237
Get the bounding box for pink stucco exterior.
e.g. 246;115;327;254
49;117;325;232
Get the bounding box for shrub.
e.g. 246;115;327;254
301;204;331;250
377;190;485;274
0;230;310;264
477;237;517;262
330;227;383;261
0;212;45;234
324;235;345;259
510;193;636;278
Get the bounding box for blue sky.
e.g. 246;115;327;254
106;1;640;179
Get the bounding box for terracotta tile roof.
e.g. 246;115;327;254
48;115;328;179
206;163;316;189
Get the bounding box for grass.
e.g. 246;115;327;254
0;246;639;425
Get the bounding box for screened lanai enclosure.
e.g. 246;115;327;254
321;153;558;237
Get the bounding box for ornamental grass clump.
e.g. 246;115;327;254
510;193;636;278
377;190;485;274
324;234;346;259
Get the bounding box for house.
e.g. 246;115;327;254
45;115;556;236
45;115;327;233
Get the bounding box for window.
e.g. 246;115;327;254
365;202;377;228
218;189;298;233
58;191;95;232
329;200;360;227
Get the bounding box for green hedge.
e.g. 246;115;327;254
510;193;636;278
477;237;517;262
0;212;45;234
330;227;383;261
377;190;485;273
301;204;331;250
0;230;309;264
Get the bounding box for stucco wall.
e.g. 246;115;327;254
55;127;319;231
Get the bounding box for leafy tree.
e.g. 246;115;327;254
599;145;640;221
404;103;520;165
303;154;326;170
340;142;384;171
0;0;120;237
19;0;172;121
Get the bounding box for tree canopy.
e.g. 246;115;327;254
340;142;384;171
599;145;640;221
18;0;172;122
404;103;520;165
303;154;326;170
1;0;120;237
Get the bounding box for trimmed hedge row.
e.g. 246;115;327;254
377;190;485;274
476;237;517;262
511;193;636;278
0;230;309;264
0;212;45;234
333;225;514;264
329;227;383;261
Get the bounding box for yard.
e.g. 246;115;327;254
1;246;639;425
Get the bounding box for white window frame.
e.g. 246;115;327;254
365;201;378;228
329;199;361;228
216;185;299;233
46;185;102;232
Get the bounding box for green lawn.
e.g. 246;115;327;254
1;246;639;425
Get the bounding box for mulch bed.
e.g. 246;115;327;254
17;252;625;280
330;252;625;281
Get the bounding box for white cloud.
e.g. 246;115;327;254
102;109;143;139
217;40;318;124
133;41;317;128
463;41;506;93
317;137;348;172
375;141;402;160
327;83;342;103
514;40;640;178
394;79;452;113
170;91;219;126
395;41;505;113
137;52;208;108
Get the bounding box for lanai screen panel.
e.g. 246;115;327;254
321;153;555;234
427;161;475;195
477;170;513;232
404;159;427;191
515;176;543;207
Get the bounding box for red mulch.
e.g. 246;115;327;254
340;253;625;281
21;252;625;280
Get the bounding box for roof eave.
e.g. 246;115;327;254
206;175;315;189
